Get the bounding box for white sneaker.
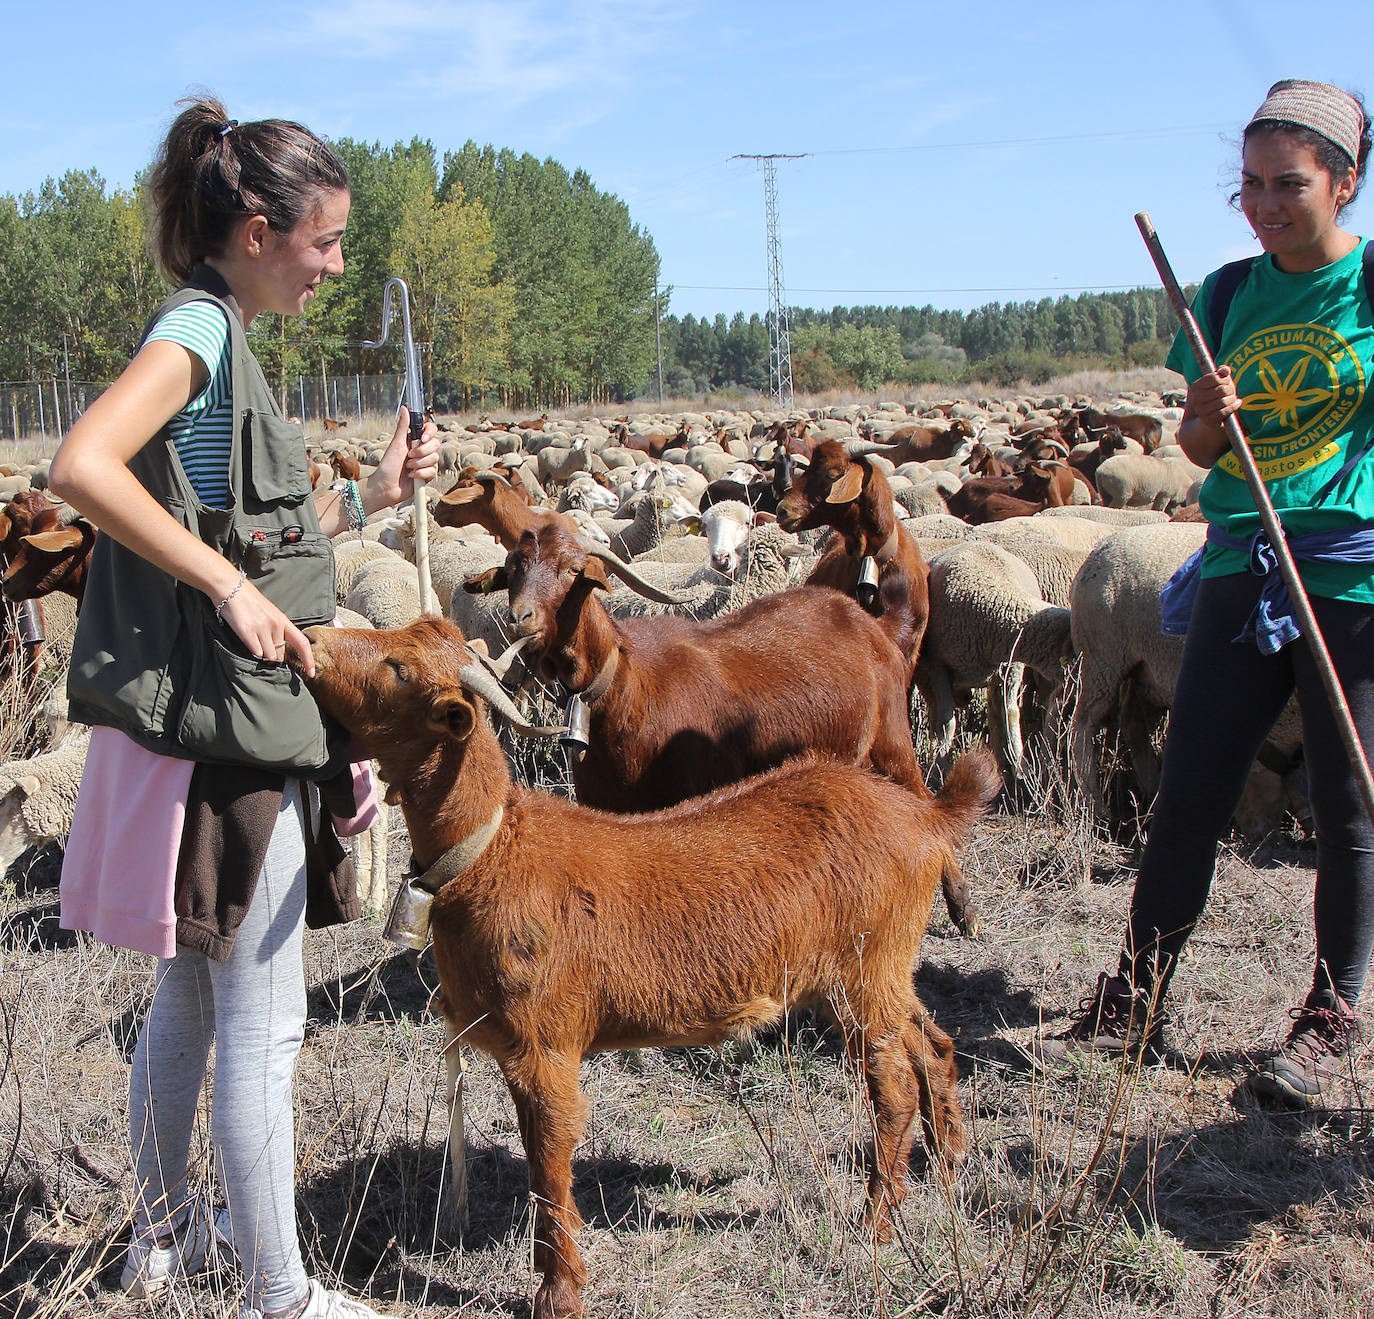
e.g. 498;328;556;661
121;1197;234;1297
239;1277;389;1319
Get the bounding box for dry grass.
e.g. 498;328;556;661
1;373;1371;1319
3;705;1370;1319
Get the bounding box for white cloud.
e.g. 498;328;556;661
204;0;692;116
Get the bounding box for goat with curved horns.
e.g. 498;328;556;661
464;521;980;933
296;615;999;1319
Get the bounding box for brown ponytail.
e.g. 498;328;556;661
147;95;349;285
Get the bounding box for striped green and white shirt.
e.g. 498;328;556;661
146;300;233;508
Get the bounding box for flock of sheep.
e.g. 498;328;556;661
0;387;1317;1317
0;388;1307;898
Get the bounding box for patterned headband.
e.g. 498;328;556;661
1247;79;1364;167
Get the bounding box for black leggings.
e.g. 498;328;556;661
1122;570;1374;1009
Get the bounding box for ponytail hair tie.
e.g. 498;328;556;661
217;119;238;137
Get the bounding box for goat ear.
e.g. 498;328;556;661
464;565;508;595
825;465;865;504
581;557;611;591
22;526;82;554
431;691;477;741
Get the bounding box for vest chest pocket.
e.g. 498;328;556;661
243;408;310;505
175;606;331;773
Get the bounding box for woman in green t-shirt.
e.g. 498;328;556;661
1042;80;1374;1107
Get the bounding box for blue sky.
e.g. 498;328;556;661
4;0;1370;322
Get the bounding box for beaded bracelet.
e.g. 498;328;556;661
332;479;366;537
215;567;248;619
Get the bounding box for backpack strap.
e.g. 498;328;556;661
1205;241;1374;349
1204;256;1260;349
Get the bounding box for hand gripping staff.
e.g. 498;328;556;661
1135;211;1374;830
364;277;438;615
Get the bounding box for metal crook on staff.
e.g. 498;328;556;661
364;277;437;615
1135;211;1374;831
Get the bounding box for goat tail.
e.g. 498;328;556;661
932;746;1001;849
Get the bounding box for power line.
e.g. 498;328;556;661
671;282;1177;296
794;124;1226;157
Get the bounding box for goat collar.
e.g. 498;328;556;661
577;647;620;705
406;804;504;896
871;525;901;564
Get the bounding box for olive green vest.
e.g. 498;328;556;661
68;265;344;775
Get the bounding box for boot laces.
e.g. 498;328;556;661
1285;1005;1355;1061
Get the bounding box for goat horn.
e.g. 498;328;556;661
457;661;565;737
473;634;533;684
578;541;695;605
844;440;894;457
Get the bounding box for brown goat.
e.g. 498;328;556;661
1061;407;1162;452
434;469;579;548
465;521;978;934
328;450;362;482
775;440;930;679
3;520;95;603
297;616;999;1319
852;416;975;465
0;492;61;564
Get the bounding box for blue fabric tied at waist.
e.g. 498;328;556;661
1159;522;1374;653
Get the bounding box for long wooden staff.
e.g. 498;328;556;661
1135;211;1374;829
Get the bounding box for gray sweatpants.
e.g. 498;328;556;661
129;782;310;1314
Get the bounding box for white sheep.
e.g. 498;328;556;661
1039;505;1169;527
0;725;92;880
344;557;423;630
1068;522;1205;815
333;539;404;605
1068;521;1304;835
918;541;1073;781
697;500;754;574
604;522;809;623
1095;452;1205;513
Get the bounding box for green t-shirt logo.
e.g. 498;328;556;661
1219;322;1365;482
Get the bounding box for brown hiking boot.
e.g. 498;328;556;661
1250;995;1360;1109
1037;972;1167;1066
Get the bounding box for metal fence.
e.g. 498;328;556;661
0;372;409;448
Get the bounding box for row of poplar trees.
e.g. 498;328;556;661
0;138;663;412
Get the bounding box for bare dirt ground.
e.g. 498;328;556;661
1;374;1372;1319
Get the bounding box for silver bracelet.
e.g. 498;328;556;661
215;567;248;619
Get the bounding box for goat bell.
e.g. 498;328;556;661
856;556;881;613
16;599;43;648
560;693;591;764
383;878;433;952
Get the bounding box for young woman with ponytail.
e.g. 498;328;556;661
52;98;438;1319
